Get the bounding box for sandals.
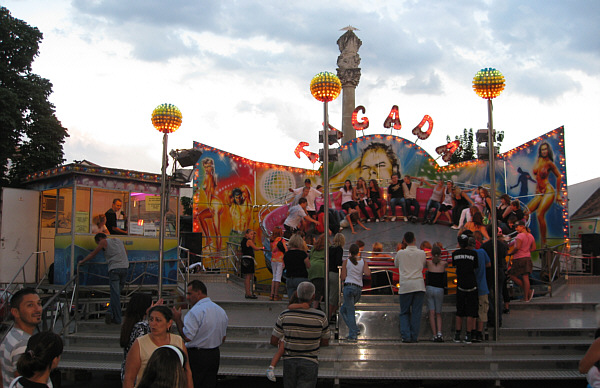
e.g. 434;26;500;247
245;294;258;299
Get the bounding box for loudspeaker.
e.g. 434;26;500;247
581;233;600;275
180;232;203;264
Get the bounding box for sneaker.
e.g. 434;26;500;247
431;336;438;342
266;366;276;382
390;216;396;222
527;289;535;302
464;333;472;344
453;332;461;343
367;218;372;222
375;218;380;222
435;335;444;343
451;225;460;230
403;216;408;222
471;331;481;343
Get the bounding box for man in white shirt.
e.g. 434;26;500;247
289;179;322;217
283;198;319;233
394;231;427;343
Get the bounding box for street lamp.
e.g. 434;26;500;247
310;72;342;319
472;68;505;340
151;103;183;297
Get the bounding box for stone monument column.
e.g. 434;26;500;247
336;27;362;144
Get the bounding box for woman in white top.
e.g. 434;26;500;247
340;244;371;341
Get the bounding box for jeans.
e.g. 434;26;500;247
404;198;420;218
399;291;425;342
108;268;127;323
425;199;440;221
389;197;405;216
340;284;362;339
283;358;319;388
286;277;309;300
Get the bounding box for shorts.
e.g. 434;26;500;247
478;294;489;322
456;289;478;318
426;285;444;314
272;261;284;282
342;201;358;211
508;257;533;277
440;204;452;212
311;278;325;303
241;256;255;275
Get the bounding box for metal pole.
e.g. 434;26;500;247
158;132;168;297
487;98;499;341
323;101;330;319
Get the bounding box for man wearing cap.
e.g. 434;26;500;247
451;234;479;344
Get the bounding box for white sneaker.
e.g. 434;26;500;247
403;216;408;222
267;366;276;382
375;218;380;222
451;225;460;230
390;216;396;222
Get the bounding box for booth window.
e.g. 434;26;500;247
92;190;129;234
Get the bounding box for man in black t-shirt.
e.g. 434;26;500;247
451;234;479;343
105;198;127;235
387;174;405;222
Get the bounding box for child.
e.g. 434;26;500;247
266;292;308;382
426;245;448;342
340;244;371;341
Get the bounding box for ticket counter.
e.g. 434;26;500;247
24;162;187;285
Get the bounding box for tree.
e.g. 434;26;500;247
1;7;68;187
445;128;504;164
446;128;475;164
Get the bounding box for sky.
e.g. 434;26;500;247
4;0;599;185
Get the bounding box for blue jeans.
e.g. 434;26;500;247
399;291;425;342
389;197;405;216
283;358;319;388
286;277;308;300
108;268;127;323
425;199;440;221
340;284;362;339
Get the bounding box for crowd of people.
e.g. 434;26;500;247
281;176;529;242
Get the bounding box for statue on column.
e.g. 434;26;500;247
336;26;362;143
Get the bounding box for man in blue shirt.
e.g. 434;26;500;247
173;280;228;388
472;232;491;343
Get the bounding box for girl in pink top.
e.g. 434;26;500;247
508;221;537;302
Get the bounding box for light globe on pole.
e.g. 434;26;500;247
152;103;182;297
473;68;505;100
310;71;342;103
152;103;183;133
310;71;341;321
473;68;504;340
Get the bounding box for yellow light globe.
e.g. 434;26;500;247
310;72;342;102
151;103;182;134
473;68;505;99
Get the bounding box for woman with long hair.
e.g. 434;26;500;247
282;234;311;300
91;214;109;234
123;306;193;388
507;220;537;303
340;244;371;341
462;212;490;242
328;233;346;321
451;187;474;230
11;332;63;388
425;245;448;342
240;229;265;299
527;141;562;246
120;293;156;381
307;234;327;308
137;345;188;388
367;179;384;222
269;227;286;301
355;177;370;221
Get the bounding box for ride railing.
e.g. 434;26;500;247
555;238;597;277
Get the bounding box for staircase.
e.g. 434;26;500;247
58;275;596;385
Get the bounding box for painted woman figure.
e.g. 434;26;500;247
228;186;252;245
195;158;225;251
527;141;562;247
